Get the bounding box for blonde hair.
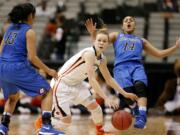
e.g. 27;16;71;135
96;28;109;41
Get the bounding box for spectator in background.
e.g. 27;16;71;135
36;0;55;17
156;59;180;115
0;18;11;44
158;0;179;12
53;13;67;60
1;18;11;36
38;18;57;59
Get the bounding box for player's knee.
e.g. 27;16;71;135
89;105;103;124
124;98;134;106
134;81;147;98
123;87;135;106
83;96;97;108
52;116;71;131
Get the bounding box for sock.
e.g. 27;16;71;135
129;103;139;116
42;111;51;125
139;106;147;112
96;124;103;132
1;112;12;128
139;107;147;121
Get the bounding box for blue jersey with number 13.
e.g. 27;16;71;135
0;23;31;62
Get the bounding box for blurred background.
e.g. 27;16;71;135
0;0;179;117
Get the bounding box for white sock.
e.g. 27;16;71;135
139;106;147;111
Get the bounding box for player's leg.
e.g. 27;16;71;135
38;90;66;135
119;86;139;116
132;65;148;129
35;80;75;133
0;81;20;135
114;65;138;115
82;98;113;135
133;80;147;129
10;65;65;135
75;82;113;135
38;86;66;134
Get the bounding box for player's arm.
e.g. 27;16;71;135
26;29;57;78
99;57;138;101
85;18;118;44
83;51;108;99
83;51;118;109
143;38;180;58
0;39;4;54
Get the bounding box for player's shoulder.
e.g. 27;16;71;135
81;47;96;59
82;47;95;55
26;28;35;37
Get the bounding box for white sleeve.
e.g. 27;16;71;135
50;78;55;88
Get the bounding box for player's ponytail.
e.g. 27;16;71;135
8;3;36;24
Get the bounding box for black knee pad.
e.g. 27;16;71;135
119;86;135;107
134;81;147;98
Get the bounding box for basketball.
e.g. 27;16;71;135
111;110;132;130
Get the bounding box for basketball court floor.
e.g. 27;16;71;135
5;114;180;135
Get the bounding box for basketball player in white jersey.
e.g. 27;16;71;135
35;29;138;135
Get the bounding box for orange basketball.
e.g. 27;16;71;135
111;110;132;130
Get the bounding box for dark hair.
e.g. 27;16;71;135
8;3;36;23
95;17;106;29
122;16;136;24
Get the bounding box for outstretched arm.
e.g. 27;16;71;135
99;57;138;101
85;18;118;44
143;38;180;58
26;29;57;78
83;51;119;109
85;18;96;41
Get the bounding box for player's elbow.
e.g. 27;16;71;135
28;55;37;62
153;51;165;58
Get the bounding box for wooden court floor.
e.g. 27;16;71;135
3;114;180;135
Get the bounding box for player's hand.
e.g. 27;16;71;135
85;18;96;34
47;68;58;79
124;93;138;101
175;37;180;48
105;98;119;110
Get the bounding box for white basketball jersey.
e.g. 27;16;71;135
58;47;104;85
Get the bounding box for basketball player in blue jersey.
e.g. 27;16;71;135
0;3;64;135
85;16;180;129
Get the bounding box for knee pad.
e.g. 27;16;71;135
52;117;71;132
123;87;135;106
89;105;103;125
134;81;147;98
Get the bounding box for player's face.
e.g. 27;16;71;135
94;33;109;54
122;16;136;34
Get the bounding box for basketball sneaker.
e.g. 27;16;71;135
38;124;65;135
134;110;147;129
0;124;8;135
34;116;42;132
96;125;114;135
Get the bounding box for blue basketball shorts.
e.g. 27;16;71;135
113;62;148;88
0;61;51;99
